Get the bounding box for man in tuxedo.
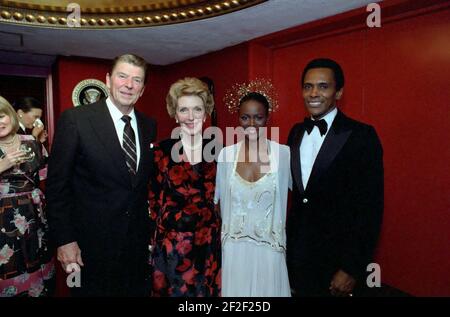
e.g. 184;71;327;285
46;54;157;296
287;58;384;297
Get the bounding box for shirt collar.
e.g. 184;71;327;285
312;107;337;129
106;97;136;123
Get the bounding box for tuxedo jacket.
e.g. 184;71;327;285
286;110;384;292
45;100;156;293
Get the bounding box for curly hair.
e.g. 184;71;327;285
166;77;214;118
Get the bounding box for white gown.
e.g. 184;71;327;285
221;164;291;297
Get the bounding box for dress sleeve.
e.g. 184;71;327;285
28;138;45;169
149;143;164;245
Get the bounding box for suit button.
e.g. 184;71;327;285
302;198;308;204
125;211;130;216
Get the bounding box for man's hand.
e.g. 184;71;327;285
57;241;84;273
329;269;356;297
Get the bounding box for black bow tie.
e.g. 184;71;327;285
304;117;328;136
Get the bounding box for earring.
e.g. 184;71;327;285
19;114;23;118
176;119;179;123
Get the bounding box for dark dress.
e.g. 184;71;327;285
0;135;54;297
149;138;221;297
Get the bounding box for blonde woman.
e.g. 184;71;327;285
149;77;221;296
0;96;54;296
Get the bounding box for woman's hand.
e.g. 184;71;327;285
0;149;28;173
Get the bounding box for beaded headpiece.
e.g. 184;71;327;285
224;78;279;114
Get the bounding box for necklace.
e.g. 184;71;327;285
182;141;202;151
0;134;18;147
181;134;202;151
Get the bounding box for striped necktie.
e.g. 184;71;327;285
121;115;137;175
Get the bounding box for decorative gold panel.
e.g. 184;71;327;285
0;0;267;29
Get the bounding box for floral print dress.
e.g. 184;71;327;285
149;138;221;297
0;135;54;297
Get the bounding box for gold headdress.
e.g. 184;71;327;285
224;78;279;114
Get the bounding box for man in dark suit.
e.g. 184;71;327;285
46;54;157;296
287;58;384;297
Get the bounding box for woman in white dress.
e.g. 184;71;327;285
215;86;291;297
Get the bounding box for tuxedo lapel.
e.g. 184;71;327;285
307;111;352;190
291;125;306;195
88;101;131;185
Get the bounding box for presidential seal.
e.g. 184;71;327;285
72;79;108;107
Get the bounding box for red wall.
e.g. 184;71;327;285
54;56;110;115
50;0;450;296
366;7;450;297
250;0;450;296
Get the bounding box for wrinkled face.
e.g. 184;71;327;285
238;99;268;141
302;67;343;119
106;61;145;111
0;113;13;138
18;108;42;129
175;95;206;137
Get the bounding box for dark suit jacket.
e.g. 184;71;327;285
17;127;27;135
45;100;156;295
286;110;383;295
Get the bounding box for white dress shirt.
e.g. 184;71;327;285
300;107;337;189
19;121;26;133
106;97;141;169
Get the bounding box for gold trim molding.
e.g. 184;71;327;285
0;0;267;29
